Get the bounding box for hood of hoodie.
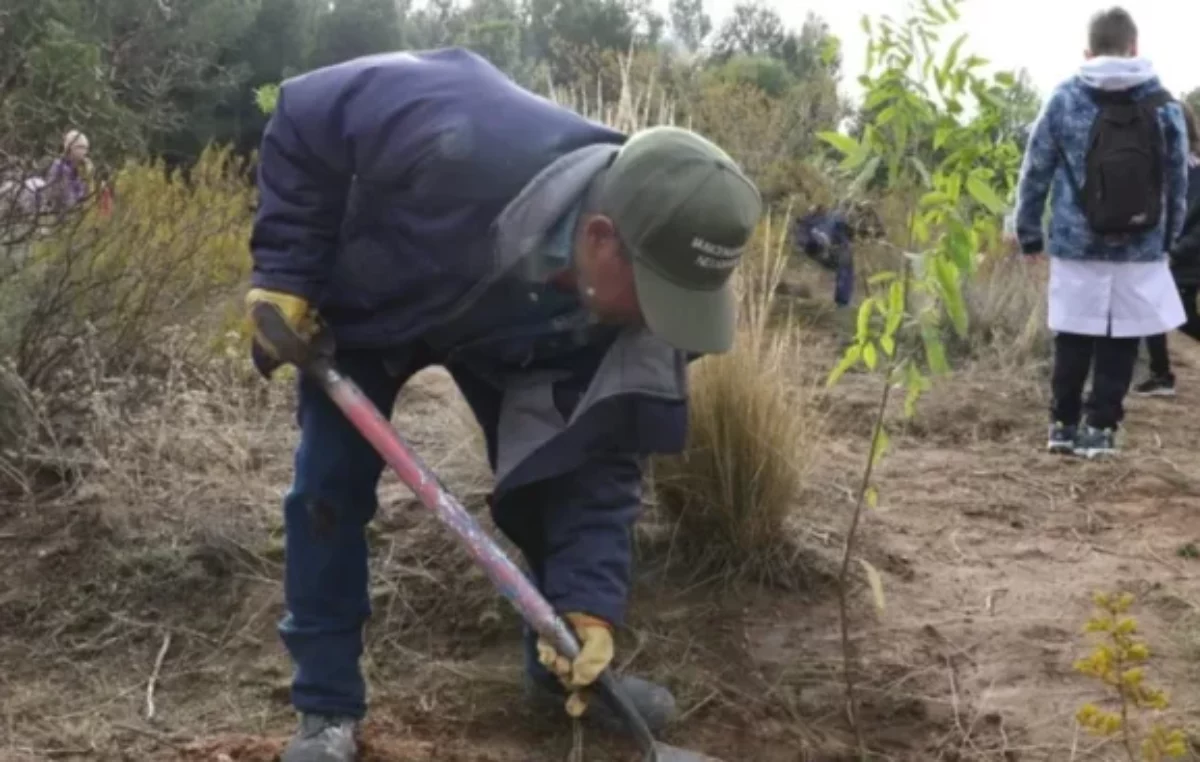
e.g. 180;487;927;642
1076;55;1159;92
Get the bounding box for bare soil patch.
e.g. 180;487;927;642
3;338;1200;761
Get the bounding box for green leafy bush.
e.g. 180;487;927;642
0;144;253;412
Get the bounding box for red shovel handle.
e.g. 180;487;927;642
250;303;579;652
305;359;662;754
308;359;577;650
251;298;666;756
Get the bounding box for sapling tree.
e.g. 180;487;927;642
816;0;1022;750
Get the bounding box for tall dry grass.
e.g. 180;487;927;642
0;326;290;506
546;48;682;133
651;207;826;579
546;48;837;207
957;252;1050;369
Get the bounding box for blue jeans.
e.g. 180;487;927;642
279;346;640;718
280;348;427;718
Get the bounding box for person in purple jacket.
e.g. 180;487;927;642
244;48;762;762
45;130;90;212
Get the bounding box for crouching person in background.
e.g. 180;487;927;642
794;203;856;307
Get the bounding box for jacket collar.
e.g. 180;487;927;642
492;142;619;280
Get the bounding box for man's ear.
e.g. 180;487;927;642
582;213;618;243
581;214;625;263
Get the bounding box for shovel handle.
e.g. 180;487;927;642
302;357;661;753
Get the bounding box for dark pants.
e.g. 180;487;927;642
834;256;855;306
1144;285;1200;379
279;347;614;719
1051;332;1139;430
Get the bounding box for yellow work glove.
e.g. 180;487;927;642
536;613;615;718
245;288;324;377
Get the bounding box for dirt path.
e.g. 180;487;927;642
2;336;1199;761
816;343;1200;760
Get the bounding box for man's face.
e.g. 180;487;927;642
573;214;644;327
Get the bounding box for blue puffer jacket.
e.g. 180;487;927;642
250;47;626;348
1015;56;1188;262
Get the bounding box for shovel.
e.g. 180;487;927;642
251;312;721;762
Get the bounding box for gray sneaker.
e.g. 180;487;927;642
1075;425;1117;460
1047;421;1077;455
524;673;678;735
281;714;359;762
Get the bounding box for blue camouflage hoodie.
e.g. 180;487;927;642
1015;56;1189;262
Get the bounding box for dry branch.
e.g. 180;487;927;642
144;631;172;721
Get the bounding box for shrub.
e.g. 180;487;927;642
687;78;838;202
0;144;253;407
651;207;824;579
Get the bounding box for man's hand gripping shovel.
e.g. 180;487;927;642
249;303;722;762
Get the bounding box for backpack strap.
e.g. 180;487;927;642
1139;89;1174;111
1052;137;1086;210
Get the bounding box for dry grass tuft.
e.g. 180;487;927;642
651;207;826;580
956;252;1050;370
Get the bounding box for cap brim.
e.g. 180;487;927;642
632;256;736;355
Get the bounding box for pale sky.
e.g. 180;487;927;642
666;0;1200;106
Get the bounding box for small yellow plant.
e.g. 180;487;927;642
1074;591;1188;761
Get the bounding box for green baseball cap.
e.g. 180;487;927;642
599;126;762;354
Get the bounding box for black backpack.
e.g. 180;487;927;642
1059;88;1174;235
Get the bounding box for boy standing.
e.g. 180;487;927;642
1015;7;1188;458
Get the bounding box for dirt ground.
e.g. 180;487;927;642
2;315;1200;761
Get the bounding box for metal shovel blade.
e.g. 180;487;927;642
647;743;725;762
593;673;725;762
